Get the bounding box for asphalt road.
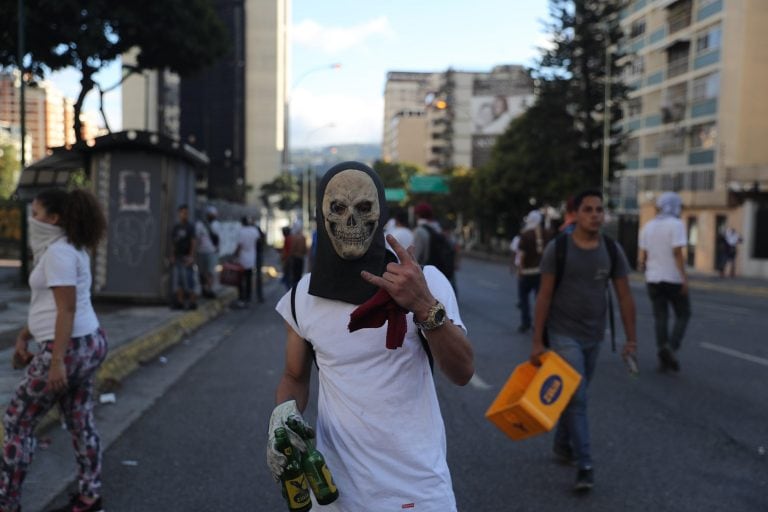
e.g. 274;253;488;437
48;258;768;511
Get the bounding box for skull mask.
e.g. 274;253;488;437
322;169;380;260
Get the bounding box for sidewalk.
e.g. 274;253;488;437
463;249;768;298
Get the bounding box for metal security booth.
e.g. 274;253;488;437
16;131;209;301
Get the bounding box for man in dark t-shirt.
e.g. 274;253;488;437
530;189;637;493
170;204;197;309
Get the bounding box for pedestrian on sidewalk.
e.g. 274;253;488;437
515;210;554;333
233;217;260;308
723;227;742;278
254;226;266;303
530;189;637;493
169;204;198;310
195;205;220;299
1;188;108;512
280;226;292;290
267;162;474;512
384;208;414;250
638;191;691;373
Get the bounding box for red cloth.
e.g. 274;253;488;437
348;288;408;349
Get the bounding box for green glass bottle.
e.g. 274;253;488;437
287;418;339;505
275;427;312;511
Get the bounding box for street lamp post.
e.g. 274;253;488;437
283;63;341;173
17;0;25;170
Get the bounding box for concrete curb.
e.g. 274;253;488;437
0;287;238;441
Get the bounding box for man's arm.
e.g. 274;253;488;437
673;246;688;295
361;235;473;386
612;276;638;357
530;272;555;365
638;248;647;273
275;323;314;410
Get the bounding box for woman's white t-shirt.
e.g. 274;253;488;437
28;238;99;343
276;266;464;512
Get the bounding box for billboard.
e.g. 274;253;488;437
470;94;533;135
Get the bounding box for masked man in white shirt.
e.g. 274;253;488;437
266;161;474;512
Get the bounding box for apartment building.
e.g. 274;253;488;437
618;0;768;277
382;65;533;172
0;71;83;164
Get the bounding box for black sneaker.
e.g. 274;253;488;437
47;494;104;512
573;467;594;493
658;348;680;373
517;324;531;334
553;444;576;466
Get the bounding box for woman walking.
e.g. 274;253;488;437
0;189;108;512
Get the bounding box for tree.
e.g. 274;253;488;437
0;144;18;198
372;160;420;190
260;174;301;212
0;0;229;141
536;0;628;194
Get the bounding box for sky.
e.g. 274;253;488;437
49;0;551;148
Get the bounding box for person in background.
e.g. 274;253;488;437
515;210;553;333
254;225;266;303
195;205;220;299
384;208;414;250
559;196;577;234
723;227;742;278
280;226;292;290
170;204;198;310
638;191;690;373
234;217;260;308
412;202;441;265
2;188;108;512
531;189;637;493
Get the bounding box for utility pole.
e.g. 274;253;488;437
17;0;26;170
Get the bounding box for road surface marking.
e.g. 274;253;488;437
700;342;768;367
469;373;493;390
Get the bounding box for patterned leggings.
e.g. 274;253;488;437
0;328;108;511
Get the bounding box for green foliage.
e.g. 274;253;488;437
475;0;627;239
0;0;229;140
0;144;18;199
372;160;420;189
260;173;301;212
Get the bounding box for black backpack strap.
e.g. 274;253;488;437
417;330;435;374
554;233;569;290
602;234;618;353
290;283;318;369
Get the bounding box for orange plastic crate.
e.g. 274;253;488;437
485;351;582;441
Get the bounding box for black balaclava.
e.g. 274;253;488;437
308;161;392;305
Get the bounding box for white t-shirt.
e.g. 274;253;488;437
236;226;260;269
385;225;414;250
28;238;99;343
275;267;464;512
195;220;220;255
639;216;688;283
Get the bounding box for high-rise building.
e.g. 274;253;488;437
165;0;288;204
122;48;181;140
0;71;78;162
382;65;533;172
617;0;768;277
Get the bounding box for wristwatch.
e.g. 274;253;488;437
414;301;447;331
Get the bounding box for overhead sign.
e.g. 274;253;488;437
385;188;406;201
409;175;450;194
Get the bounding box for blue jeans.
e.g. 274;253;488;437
517;273;540;328
549;332;602;470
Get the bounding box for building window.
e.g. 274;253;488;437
667;43;690;78
628;97;642;117
668;0;693;34
625;137;640;158
656;129;686;154
696;24;722;53
690;122;717;149
662;83;687;123
692;71;720;102
630;19;646;39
